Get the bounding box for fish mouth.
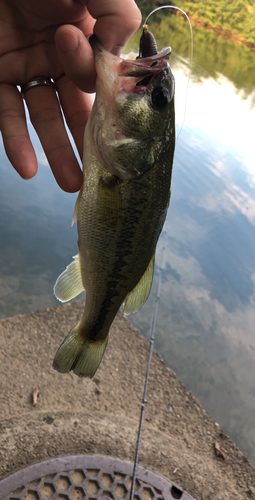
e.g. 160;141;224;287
117;47;171;81
90;35;172;92
117;47;172;94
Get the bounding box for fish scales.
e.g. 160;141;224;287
78;157;171;335
53;34;175;378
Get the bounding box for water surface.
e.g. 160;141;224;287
0;11;255;463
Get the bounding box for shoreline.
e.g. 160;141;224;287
183;12;255;50
145;3;255;50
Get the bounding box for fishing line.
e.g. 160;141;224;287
130;239;165;500
144;5;193;140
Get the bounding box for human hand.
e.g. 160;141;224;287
0;0;141;192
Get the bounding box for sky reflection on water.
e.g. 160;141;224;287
131;56;255;462
0;46;255;464
131;117;255;462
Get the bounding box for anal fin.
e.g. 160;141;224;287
54;254;84;303
123;252;155;315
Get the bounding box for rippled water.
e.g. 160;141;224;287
0;12;255;464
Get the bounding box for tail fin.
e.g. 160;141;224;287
53;324;108;378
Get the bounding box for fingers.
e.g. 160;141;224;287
0;82;85;192
24;84;83;192
55;25;96;94
55;0;141;92
0;84;38;179
89;0;142;54
56;74;93;159
0;0;142;191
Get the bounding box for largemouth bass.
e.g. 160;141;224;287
53;31;175;378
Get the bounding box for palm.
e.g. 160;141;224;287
1;26;60;86
0;1;94;85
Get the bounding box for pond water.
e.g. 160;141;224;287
0;8;255;464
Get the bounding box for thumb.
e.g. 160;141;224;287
55;25;96;94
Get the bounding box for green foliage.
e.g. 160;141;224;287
137;0;255;44
127;4;255;100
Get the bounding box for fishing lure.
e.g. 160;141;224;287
137;25;158;59
142;6;193;139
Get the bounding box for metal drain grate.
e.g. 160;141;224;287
0;455;194;500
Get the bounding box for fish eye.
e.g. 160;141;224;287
151;85;170;109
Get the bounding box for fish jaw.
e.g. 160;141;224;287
89;36;175;180
90;34;171;94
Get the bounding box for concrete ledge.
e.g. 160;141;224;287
0;302;254;499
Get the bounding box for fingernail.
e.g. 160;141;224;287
58;29;80;54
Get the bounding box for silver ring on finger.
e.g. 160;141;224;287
20;78;56;99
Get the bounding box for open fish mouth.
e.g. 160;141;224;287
118;46;171;77
118;25;171;91
116;51;173;101
90;34;172;94
117;47;172;92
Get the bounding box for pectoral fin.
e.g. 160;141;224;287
54;254;84;303
123;253;155;315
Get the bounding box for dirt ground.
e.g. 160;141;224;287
0;301;255;499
